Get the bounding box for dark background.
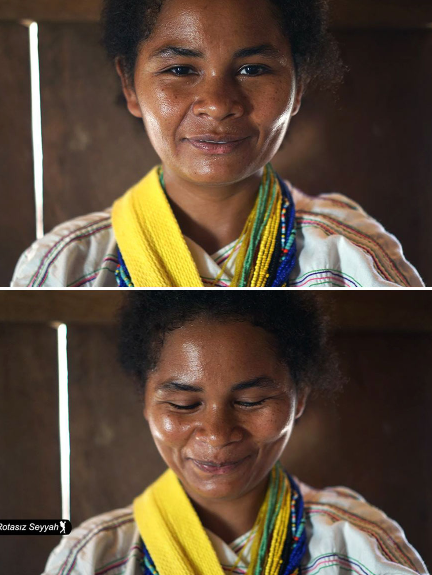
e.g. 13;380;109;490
0;291;431;574
1;0;432;286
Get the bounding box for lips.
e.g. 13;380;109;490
189;455;250;475
187;134;249;144
185;135;249;155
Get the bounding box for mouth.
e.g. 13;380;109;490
185;135;250;155
189;455;250;475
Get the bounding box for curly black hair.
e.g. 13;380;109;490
101;0;343;91
118;291;342;397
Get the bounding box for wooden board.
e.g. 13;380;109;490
2;0;432;28
0;291;123;324
331;0;432;29
0;291;432;333
0;23;35;286
282;332;432;568
274;30;432;285
38;23;159;233
67;325;166;526
0;324;61;574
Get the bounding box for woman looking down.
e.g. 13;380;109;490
43;292;428;574
12;0;423;287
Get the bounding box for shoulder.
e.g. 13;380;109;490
42;506;142;575
289;184;424;287
11;210;118;287
297;480;428;574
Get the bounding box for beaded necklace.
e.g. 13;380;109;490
140;463;306;575
116;164;296;287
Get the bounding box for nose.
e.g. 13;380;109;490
192;74;245;122
195;406;243;448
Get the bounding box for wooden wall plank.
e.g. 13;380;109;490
0;324;61;575
0;291;432;333
1;0;432;28
67;325;165;527
0;23;35;286
0;0;103;22
38;23;159;233
0;291;123;324
275;30;432;286
331;0;432;29
283;333;432;568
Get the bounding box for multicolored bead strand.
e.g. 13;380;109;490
140;462;306;575
115;165;297;288
115;249;134;287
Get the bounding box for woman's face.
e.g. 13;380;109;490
119;0;302;186
144;318;307;504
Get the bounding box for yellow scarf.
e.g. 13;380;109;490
112;167;203;287
133;468;224;575
133;464;296;575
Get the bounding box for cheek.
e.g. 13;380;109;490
147;411;193;449
253;402;296;447
251;79;296;134
138;84;188;143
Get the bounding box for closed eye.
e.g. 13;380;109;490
168;402;201;410
167;399;267;410
236;399;267;407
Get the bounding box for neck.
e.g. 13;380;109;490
162;167;264;255
185;474;269;544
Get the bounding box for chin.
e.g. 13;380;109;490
166;142;260;184
189;478;246;501
182;160;259;186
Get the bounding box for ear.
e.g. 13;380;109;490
291;78;304;117
115;57;143;119
295;385;310;419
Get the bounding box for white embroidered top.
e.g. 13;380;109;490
42;480;428;575
12;186;424;288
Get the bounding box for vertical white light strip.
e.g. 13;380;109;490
28;22;44;239
57;324;71;521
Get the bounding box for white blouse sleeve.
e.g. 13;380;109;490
301;482;429;575
290;188;424;288
11;210;118;288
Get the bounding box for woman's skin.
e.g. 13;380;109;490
117;0;303;254
144;318;308;543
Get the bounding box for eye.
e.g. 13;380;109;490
238;65;269;76
164;66;195;76
236;399;266;408
168;402;201;410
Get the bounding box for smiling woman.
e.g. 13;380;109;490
11;0;424;287
42;292;428;575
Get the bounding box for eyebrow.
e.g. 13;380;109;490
150;46;204;59
150;44;281;61
157;377;278;394
158;382;204;393
232;377;278;392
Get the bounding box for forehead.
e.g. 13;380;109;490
151;318;287;383
144;0;289;54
